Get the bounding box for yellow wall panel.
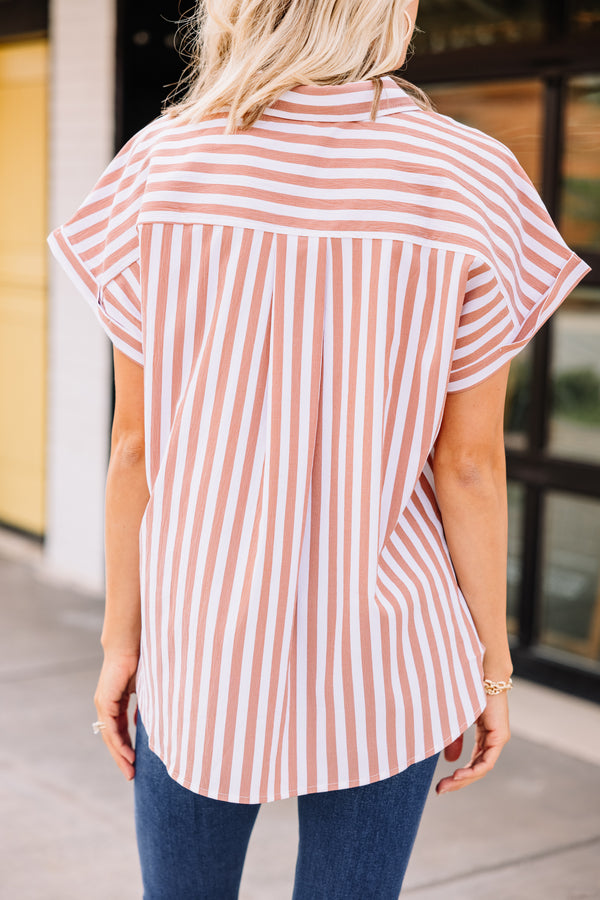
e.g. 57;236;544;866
0;39;48;534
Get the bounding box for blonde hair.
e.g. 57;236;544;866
163;0;433;134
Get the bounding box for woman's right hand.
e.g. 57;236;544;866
434;692;511;794
93;650;139;781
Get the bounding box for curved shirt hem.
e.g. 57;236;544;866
138;687;488;805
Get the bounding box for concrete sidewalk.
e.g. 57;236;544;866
1;537;599;900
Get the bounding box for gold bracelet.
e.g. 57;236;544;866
483;677;513;695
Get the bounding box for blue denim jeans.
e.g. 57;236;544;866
134;710;439;899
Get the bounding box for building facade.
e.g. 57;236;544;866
1;0;599;698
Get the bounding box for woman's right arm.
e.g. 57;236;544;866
431;360;513;793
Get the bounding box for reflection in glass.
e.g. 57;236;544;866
424;80;544;189
539;492;600;667
561;75;600;254
414;0;544;55
549;286;600;464
571;1;600;32
507;481;525;636
504;344;533;451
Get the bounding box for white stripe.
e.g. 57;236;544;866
368;238;393;777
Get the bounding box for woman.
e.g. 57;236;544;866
48;0;590;897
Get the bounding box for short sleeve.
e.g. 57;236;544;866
448;148;592;393
47;119;162;366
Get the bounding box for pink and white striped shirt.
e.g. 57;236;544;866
48;76;590;803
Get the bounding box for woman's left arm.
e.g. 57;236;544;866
94;347;149;780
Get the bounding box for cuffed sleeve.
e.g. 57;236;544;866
448;251;590;392
448;146;591;393
47;117;163;365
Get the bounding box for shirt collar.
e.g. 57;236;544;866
263;75;418;122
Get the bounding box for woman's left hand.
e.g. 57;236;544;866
93;650;139;780
435;691;511;794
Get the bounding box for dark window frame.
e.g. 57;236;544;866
0;0;47;42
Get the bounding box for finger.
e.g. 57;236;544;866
454;748;502;781
96;693;136;762
110;715;136;767
436;763;489;793
101;725;136;779
436;765;489;793
466;730;485;766
96;706;136;775
443;735;463;762
116;707;135;760
101;703;135;757
104;739;135;780
436;743;504;793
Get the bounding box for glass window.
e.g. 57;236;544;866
414;0;544;55
507;481;526;636
570;1;600;33
548;286;600;464
504;344;533;451
561;75;600;255
424;80;544;189
538;491;600;667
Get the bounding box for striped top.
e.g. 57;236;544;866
48;75;590;804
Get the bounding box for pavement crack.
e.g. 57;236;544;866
403;834;600;894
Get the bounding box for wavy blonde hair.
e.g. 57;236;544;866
163;0;432;134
